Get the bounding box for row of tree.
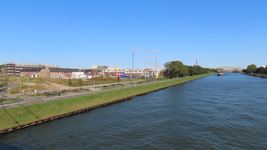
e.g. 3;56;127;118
164;61;215;78
243;64;267;74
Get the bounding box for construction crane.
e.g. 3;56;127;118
131;49;160;72
135;57;158;71
111;64;119;69
145;63;153;69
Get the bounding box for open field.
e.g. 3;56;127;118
0;74;212;130
7;76;154;95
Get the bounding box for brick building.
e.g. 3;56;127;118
20;67;48;77
49;68;79;78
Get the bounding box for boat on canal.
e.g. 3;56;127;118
218;73;223;77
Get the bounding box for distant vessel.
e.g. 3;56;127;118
218;73;223;76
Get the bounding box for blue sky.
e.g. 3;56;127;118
0;0;266;69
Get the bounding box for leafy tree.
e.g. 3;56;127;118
242;69;247;73
184;65;189;76
141;76;145;79
188;66;197;76
247;64;257;73
258;67;266;74
117;76;120;81
164;61;212;78
164;61;187;77
68;78;72;86
78;78;83;86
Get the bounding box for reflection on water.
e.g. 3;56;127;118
1;73;267;149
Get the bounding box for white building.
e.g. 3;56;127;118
103;67;162;77
72;72;86;79
92;65;108;70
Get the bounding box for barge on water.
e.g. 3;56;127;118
218;73;223;77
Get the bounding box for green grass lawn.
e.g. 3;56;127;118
0;98;23;103
0;74;212;130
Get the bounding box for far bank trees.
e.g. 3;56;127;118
164;61;212;78
243;64;267;74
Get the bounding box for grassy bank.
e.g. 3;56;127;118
0;74;212;130
252;74;267;78
243;73;267;78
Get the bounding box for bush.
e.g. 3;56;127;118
78;78;83;86
72;89;77;92
117;76;121;81
60;90;67;93
43;92;51;95
68;78;72;86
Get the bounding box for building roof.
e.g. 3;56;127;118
49;68;79;72
20;67;45;73
80;69;94;73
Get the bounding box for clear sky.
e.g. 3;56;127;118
0;0;266;70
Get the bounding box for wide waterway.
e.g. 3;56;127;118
1;73;267;149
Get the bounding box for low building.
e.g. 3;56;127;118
80;69;97;78
72;72;86;78
49;68;79;78
102;67;161;78
20;67;48;78
92;65;108;70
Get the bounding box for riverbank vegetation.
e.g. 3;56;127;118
242;64;267;77
164;61;216;78
0;74;212;130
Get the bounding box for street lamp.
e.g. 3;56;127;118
93;81;95;94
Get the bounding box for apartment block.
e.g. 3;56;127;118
5;63;57;76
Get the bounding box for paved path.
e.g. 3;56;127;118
0;79;174;110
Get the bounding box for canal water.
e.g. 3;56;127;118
1;73;267;149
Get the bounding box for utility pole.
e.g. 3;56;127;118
20;78;21;97
134;75;135;87
93;81;95;94
28;78;29;93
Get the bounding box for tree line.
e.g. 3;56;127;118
242;64;267;74
164;61;215;78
